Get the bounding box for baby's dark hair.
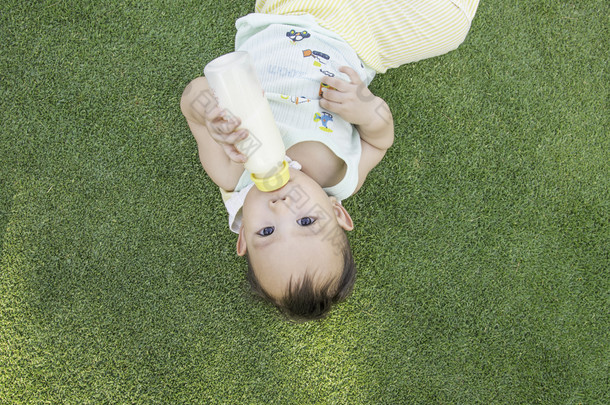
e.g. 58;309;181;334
246;232;356;322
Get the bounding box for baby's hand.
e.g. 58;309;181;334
319;66;387;127
205;107;249;163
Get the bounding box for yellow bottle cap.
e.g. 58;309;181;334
251;160;290;192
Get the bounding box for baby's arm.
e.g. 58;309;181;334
180;77;248;191
319;67;394;193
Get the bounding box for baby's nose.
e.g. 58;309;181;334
269;195;290;208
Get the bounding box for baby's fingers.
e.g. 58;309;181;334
321;66;362;91
223;144;248;163
208;108;241;134
322;75;350;93
211;128;248;145
205;106;225;122
320;86;347;104
338;66;363;85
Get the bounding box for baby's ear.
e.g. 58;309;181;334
236;225;247;256
330;198;354;231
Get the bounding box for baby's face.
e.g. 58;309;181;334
237;168;353;300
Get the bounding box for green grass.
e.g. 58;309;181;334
1;0;608;403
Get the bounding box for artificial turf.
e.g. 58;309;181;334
1;0;608;403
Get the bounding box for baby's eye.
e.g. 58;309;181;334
297;217;316;226
257;226;275;237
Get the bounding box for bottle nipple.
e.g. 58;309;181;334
250;160;290;192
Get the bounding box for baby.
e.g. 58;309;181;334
181;0;479;321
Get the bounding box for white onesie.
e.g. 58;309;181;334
222;13;374;232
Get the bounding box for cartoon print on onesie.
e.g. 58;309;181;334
284;27;336;133
303;49;338;99
314;112;333;133
280;94;312;105
302;49;330;67
286;29;310;42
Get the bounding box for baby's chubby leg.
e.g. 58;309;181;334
180;77;247;191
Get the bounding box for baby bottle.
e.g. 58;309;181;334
204;51;289;192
